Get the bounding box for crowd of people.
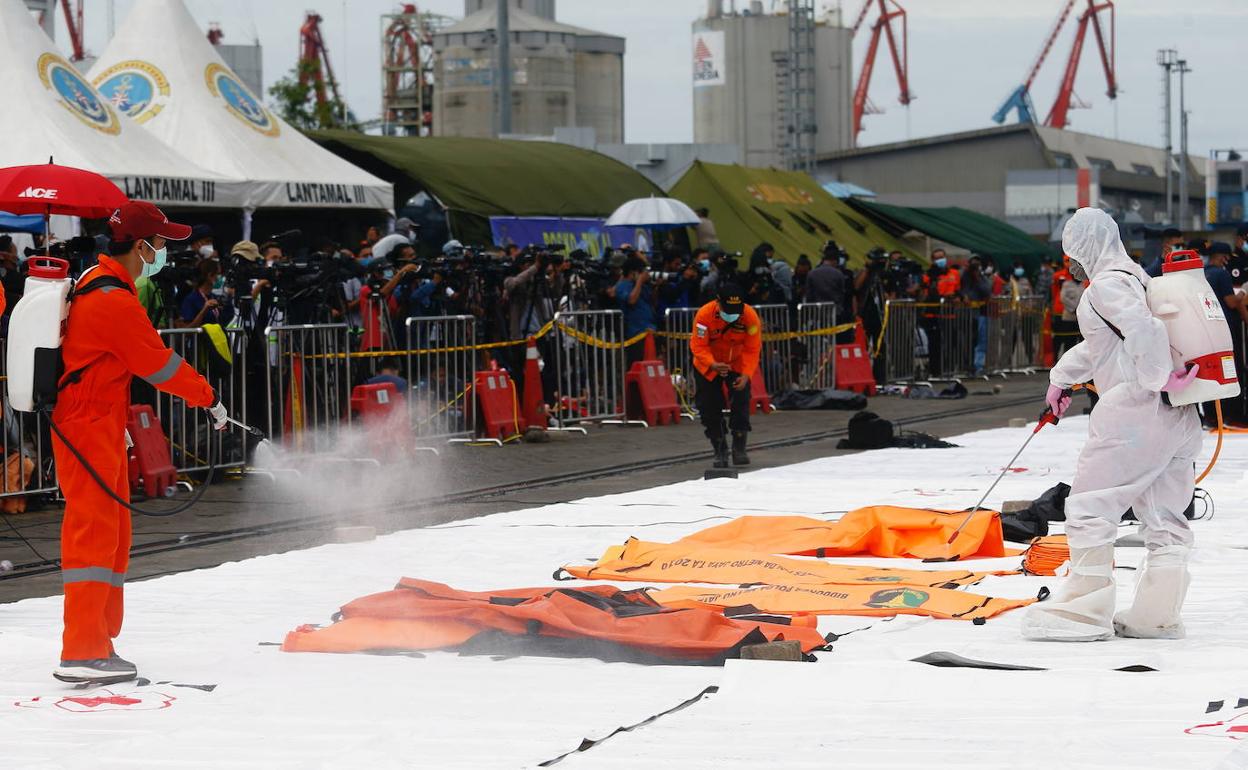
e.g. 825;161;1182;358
5;215;1248;428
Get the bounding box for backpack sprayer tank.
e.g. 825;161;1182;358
7;257;73;413
1147;249;1241;408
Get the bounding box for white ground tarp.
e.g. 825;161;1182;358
2;417;1248;768
0;0;246;209
88;0;393;213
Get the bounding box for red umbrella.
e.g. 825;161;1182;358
0;160;127;219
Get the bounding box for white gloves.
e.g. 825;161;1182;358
207;397;228;431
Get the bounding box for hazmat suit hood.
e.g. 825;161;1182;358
1062;208;1148;285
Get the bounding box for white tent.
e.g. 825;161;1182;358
89;0;393;213
0;0;246;209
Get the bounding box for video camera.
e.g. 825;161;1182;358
24;235;97;273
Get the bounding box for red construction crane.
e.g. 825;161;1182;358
992;0;1116;129
298;11;349;127
851;0;912;141
33;0;86;60
382;4;436;135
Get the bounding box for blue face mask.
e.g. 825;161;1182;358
934;258;947;270
140;240;167;279
719;311;740;323
699;259;710;270
1014;267;1025;277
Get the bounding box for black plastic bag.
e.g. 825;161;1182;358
772;388;868;411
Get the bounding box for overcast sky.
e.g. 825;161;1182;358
66;0;1246;156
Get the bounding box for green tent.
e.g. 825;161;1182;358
667;161;920;268
851;199;1055;272
309;131;664;244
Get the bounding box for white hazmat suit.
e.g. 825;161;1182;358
1022;208;1202;642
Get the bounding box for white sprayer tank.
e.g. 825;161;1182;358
6;257;73;412
1146;249;1241;408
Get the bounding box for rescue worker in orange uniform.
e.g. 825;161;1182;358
689;282;761;467
52;201;228;684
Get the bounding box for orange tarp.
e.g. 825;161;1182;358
282;579;826;661
650;583;1036;622
674;506;1014;561
561;538;1001;587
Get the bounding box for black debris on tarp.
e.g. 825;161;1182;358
771;388;868;411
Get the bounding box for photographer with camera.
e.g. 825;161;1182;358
504;246;566;401
615;254;658;366
743;243;778;305
179;259;233;328
854;247;891;376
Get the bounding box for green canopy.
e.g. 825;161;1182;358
667;161;920;268
851;199;1055;271
309;131;664;244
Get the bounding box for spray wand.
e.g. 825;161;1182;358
944;388;1074;550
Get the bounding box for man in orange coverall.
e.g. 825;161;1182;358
689;281;761;468
52;200;227;685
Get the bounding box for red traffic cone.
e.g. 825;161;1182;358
643;329;657;361
521;336;547;430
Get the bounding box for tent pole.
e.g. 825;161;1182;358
241;207;255;241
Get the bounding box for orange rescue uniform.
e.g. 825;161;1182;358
53;255;214;661
689;300;762;379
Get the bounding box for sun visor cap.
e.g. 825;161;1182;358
108;200;193;242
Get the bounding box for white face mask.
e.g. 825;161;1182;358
198;244;214;258
719;311;740;323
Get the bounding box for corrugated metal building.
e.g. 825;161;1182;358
817;124;1206;236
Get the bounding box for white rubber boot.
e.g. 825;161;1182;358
1113;545;1190;639
1021;543;1115;642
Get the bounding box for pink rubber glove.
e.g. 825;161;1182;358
1162;365;1200;393
1046;384;1072;418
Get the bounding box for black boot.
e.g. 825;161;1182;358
731;431;750;466
711;437;730;468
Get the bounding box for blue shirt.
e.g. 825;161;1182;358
615;278;657;337
180;290;234;326
1204;265;1236;323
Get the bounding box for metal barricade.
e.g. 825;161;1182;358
0;341;57;501
881;299;920;383
1014;296;1046;371
754;303;793;396
265;324;352;452
551;309;627;428
933;298;978;379
983;297;1015;375
795;301;838;389
663;307;699;415
404;315;477;442
155;327;249;473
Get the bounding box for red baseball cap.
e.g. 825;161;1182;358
108;200;192;242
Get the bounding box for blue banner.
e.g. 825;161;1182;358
488;217;653;261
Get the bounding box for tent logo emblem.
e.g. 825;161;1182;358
204;63;280;137
864;587;930;609
37;53;120;135
17;187;57;200
93;60;170;125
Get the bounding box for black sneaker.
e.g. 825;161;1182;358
54;657;138;684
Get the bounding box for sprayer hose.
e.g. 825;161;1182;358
45;411;216;518
1195;400;1223;485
